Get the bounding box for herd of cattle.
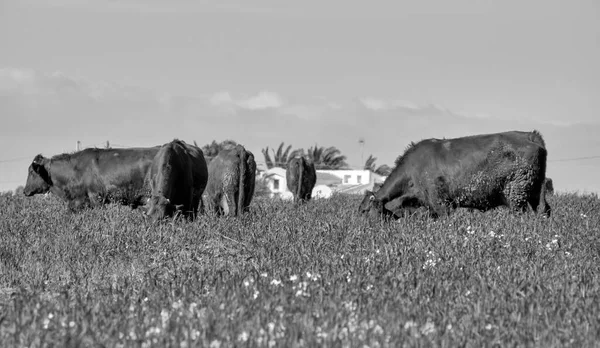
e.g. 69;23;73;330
23;130;553;220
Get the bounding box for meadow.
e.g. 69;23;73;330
1;191;599;347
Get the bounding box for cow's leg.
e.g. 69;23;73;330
503;180;529;213
221;191;231;216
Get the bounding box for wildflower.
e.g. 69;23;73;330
238;331;249;342
546;238;559;251
376;249;381;254
172;300;183;310
160;309;170;326
243;280;251;287
189;302;197;311
488;231;496;238
289;275;298;282
253;290;260;299
209;340;221;348
306;272;320;281
373;325;384;335
565;251;572;257
420;320;436;335
190;329;200;340
485;324;493;330
465;290;471;296
47;313;54;320
260;272;268;278
404;320;417;330
581;213;587;218
270;279;282;286
69;321;76;328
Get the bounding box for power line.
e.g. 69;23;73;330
0;156;32;163
548;155;600;163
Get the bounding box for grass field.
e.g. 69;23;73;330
1;191;599;347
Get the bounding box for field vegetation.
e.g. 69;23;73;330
1;191;599;347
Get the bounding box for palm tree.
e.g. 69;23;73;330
261;142;303;169
200;139;238;161
364;154;392;176
306;145;348;170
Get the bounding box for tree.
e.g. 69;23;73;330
305;145;348;170
200;139;238;161
364;154;392;176
261;142;303;169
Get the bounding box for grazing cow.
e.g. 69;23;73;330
145;139;208;221
359;130;551;219
205;144;256;216
23;146;160;210
358;182;408;219
544;177;554;195
286;156;317;203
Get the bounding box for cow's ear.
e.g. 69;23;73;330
31;155;46;172
31;156;50;181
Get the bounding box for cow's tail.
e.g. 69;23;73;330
529;130;547;148
296;158;303;203
237;146;246;216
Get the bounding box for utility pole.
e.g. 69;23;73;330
358;137;365;167
76;141;81;151
105;140;110;149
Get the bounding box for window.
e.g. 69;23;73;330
357;175;362;184
273;179;279;190
344;175;351;184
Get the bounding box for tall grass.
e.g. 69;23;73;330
1;191;599;347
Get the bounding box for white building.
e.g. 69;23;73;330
260;167;387;198
260;167;288;198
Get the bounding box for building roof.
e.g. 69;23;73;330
316;172;343;186
264;167;287;178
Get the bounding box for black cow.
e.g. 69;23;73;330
359;130;551;219
544;177;554;195
286;156;317;203
23;146;160;210
145;139;208;221
205;144;256;216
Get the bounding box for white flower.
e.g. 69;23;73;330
270;279;282;286
260;272;268;278
404;320;417;330
238;331;249;342
289;275;298;282
253;290;260;299
488;231;496;238
420;320;436;335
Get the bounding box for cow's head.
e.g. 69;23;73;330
23;154;52;196
358;190;376;214
145;195;185;221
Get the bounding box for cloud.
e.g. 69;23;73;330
209;90;284;112
359;97;420;111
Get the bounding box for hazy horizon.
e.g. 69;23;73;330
1;0;599;194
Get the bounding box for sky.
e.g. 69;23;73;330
1;0;599;194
